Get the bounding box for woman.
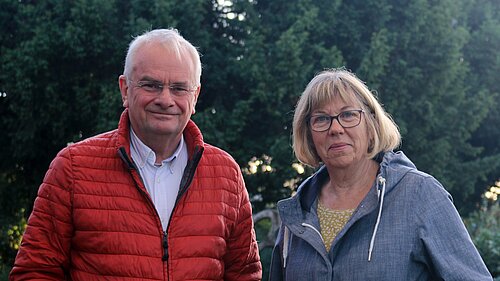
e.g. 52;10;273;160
269;69;492;280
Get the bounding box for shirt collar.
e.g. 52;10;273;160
130;128;185;168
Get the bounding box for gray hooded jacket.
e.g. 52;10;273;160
269;151;492;281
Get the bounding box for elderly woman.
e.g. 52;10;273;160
269;69;492;280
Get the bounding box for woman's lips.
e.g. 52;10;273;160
329;143;349;150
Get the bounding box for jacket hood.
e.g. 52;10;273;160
376;150;416;194
290;150;417;212
276;150;418;266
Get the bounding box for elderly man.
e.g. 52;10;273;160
10;28;261;281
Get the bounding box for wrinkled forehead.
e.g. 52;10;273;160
132;42;197;80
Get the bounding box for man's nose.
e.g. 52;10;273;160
154;87;176;105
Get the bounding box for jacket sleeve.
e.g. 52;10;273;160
10;148;74;281
415;176;493;280
223;169;262;281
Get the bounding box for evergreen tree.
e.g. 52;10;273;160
379;0;499;211
1;0;499;273
463;0;500;210
0;0;126;265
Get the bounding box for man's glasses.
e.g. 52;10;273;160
128;79;197;97
309;109;364;132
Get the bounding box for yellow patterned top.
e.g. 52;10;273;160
317;202;355;252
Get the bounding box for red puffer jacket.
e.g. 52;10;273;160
10;110;262;281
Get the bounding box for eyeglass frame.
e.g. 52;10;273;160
127;79;198;97
308;109;365;132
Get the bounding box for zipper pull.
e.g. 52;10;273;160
162;231;169;261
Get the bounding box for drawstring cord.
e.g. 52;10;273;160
301;223;324;243
282;223;324;269
368;176;386;261
282;175;387;267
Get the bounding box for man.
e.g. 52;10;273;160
10;28;262;280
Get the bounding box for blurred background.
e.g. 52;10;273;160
0;0;499;279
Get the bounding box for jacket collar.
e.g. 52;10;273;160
116;109;205;158
296;151;413;211
299;166;328;211
295;152;385;212
276;166;326;227
278;151;417;222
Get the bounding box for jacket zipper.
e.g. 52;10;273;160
119;146;203;266
162;230;169;261
161;145;203;263
118;148;169;263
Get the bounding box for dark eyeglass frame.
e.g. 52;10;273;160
308;109;365;132
128;79;198;97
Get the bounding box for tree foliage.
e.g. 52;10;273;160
465;199;500;276
0;0;499;273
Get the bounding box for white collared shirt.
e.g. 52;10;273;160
130;129;188;230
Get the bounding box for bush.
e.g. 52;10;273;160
0;264;10;281
254;214;275;281
0;208;26;278
464;201;500;278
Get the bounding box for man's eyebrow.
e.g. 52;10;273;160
169;81;190;86
137;76;191;86
137;76;160;82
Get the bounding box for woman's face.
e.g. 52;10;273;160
310;94;371;170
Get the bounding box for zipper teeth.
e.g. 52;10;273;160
120;145;203;266
120;147;167;260
301;223;324;243
174;146;202;206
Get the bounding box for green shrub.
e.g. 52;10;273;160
0;264;10;281
255;217;273;281
0;208;26;279
464;202;500;278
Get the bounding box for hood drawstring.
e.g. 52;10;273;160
282;176;387;267
282;223;323;269
368;176;386;261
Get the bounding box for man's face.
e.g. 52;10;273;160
119;42;200;144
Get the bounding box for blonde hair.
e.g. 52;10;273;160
293;68;401;167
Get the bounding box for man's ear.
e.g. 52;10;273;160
192;85;201;114
118;75;129;108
